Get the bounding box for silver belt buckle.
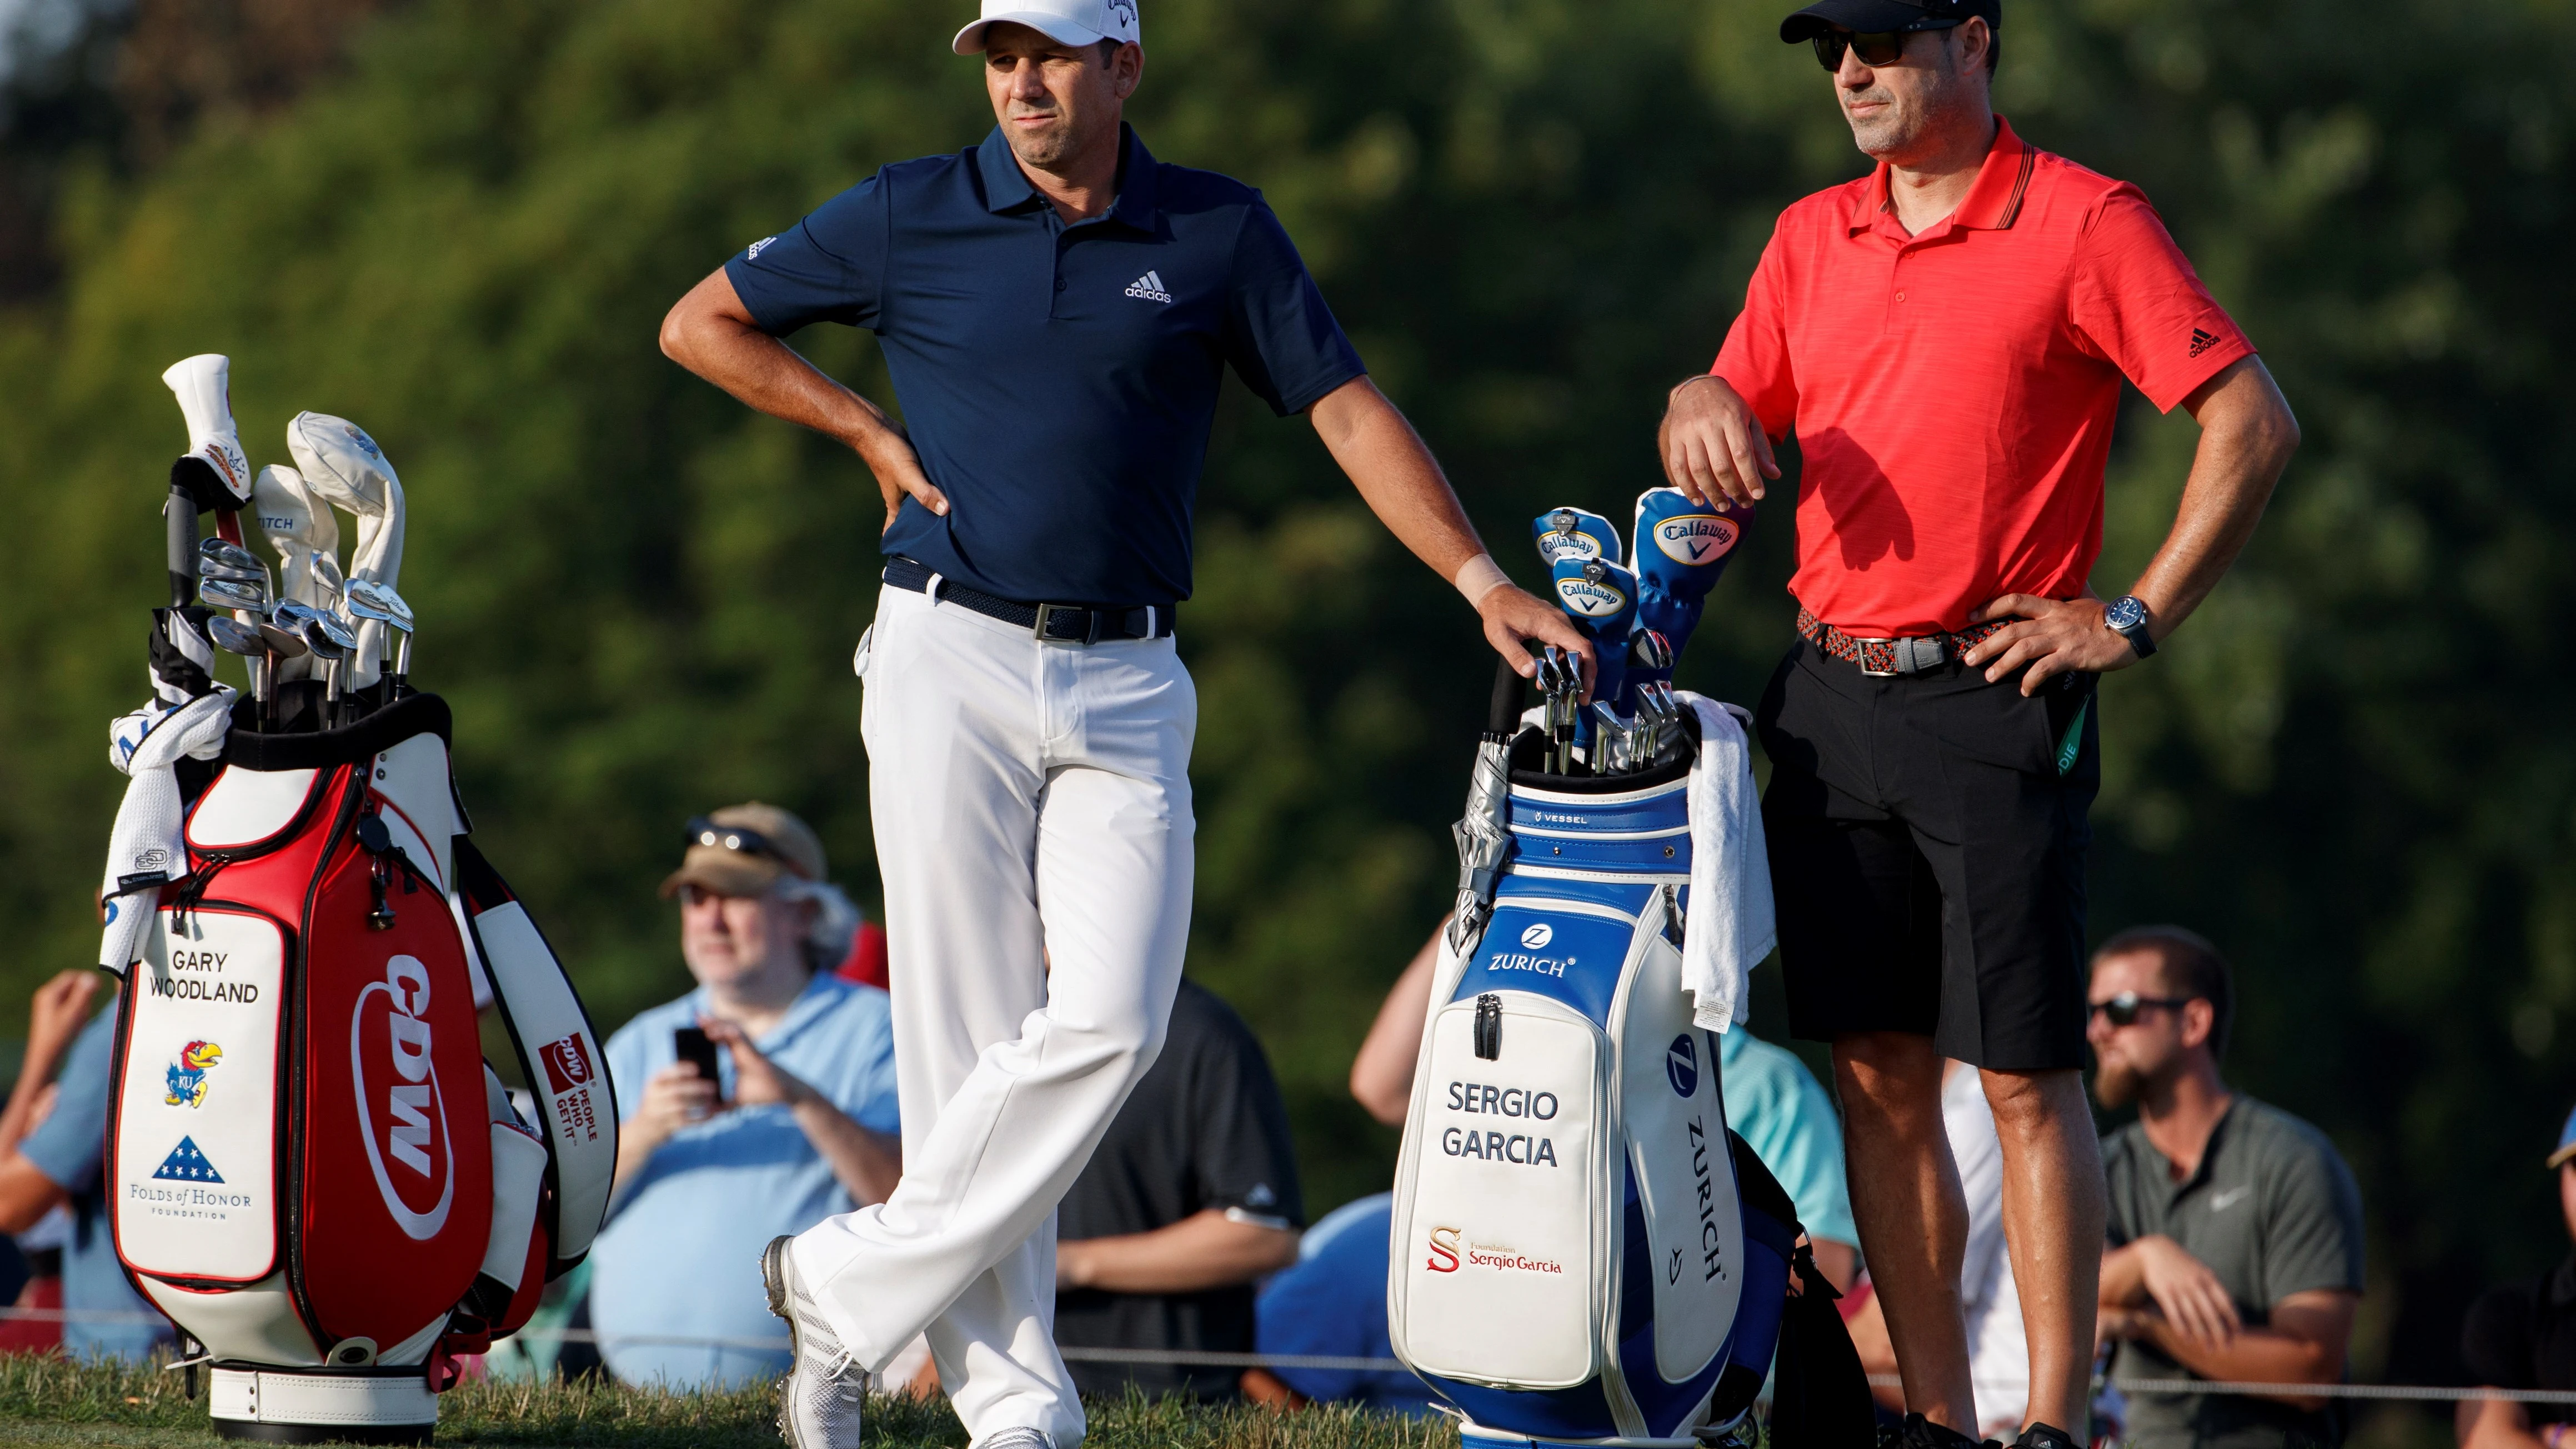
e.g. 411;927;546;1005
1031;601;1107;644
1854;636;1898;677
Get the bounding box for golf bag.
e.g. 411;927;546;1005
104;694;616;1443
1388;685;1796;1449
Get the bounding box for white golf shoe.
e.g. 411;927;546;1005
763;1234;864;1449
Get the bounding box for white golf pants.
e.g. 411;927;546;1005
790;582;1195;1447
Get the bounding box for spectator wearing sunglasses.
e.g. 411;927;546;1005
2093;927;2363;1449
589;803;903;1388
1655;0;2301;1442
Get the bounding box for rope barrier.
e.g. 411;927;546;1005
6;1306;2572;1402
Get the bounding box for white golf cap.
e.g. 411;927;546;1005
953;0;1139;55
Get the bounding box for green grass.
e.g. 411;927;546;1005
0;1355;1459;1448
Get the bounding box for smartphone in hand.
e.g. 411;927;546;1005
674;1027;721;1119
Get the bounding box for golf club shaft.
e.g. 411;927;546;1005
165;486;198;609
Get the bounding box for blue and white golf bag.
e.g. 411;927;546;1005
1389;675;1799;1449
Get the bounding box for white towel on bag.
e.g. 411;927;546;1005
97;688;235;972
1677;691;1775;1031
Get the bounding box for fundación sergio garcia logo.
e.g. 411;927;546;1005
350;954;454;1241
1424;1224;1564;1276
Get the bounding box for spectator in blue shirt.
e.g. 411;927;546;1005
590;804;901;1388
1246;1192;1435;1416
0;970;171;1362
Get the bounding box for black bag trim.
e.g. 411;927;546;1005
220;693;452;771
1506;712;1702;793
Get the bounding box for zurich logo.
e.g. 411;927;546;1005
1520;922;1554;950
1666;1033;1699;1097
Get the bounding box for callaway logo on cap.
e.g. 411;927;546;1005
953;0;1141;55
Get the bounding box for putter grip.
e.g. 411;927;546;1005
1487;654;1528;739
165;484;198;608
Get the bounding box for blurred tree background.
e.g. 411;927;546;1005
1;0;2570;1427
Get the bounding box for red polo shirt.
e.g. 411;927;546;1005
1712;117;2253;636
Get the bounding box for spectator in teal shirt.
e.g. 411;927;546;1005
1717;1026;1860;1289
590;805;902;1388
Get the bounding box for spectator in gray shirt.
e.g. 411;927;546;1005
2091;927;2364;1449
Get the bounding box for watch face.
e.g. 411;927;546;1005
2107;597;2145;631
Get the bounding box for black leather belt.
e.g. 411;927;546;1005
883;557;1174;644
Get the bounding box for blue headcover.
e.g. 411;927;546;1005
1532;507;1622;569
1629;488;1753;675
1550;556;1638;726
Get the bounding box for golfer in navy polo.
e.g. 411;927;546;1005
659;3;1581;1445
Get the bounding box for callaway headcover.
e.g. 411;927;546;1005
1550;555;1640;712
1531;507;1622;569
1630;487;1753;661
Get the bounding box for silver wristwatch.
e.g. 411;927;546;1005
2104;595;2157;659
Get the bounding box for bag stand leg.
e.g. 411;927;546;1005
208;1365;437;1445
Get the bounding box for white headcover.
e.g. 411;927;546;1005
161;355;255;507
287;413;405;688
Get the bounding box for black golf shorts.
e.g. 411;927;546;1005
1755;638;2100;1072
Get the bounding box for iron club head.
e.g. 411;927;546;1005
204;616;263;657
198;575;267;614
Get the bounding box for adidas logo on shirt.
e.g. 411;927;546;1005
1124;270;1173;304
2188;327;2219;358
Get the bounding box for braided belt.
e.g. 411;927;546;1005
1796;607;2013;678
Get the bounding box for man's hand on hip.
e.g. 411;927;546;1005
1963;593;2139;696
659;265;948;533
1658;374;1778;509
856;427;949;536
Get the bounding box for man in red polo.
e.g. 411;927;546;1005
1657;1;2301;1446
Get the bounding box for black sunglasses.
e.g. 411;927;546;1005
686;816;790;864
1811;25;1948;71
2087;991;2196;1026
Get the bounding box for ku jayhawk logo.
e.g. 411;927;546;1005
165;1040;222;1109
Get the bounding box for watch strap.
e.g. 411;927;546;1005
2109;597;2157;659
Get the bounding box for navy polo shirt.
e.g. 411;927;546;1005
727;124;1366;607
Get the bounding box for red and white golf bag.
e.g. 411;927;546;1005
102;692;615;1443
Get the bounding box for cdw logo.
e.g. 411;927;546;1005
350;955;454;1240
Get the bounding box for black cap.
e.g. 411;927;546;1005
1780;0;1998;44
